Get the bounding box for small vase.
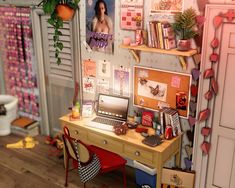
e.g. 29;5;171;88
177;39;191;51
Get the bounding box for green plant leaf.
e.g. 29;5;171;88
53;35;59;42
57;58;61;65
57;42;63;51
172;7;198;40
47;18;55;26
55;30;62;36
42;0;57;14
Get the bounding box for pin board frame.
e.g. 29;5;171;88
133;66;192;118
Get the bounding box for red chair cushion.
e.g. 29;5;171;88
89;145;127;173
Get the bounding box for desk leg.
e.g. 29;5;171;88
156;164;163;188
175;151;181;167
175;136;182;167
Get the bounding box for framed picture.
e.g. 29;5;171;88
133;66;191;118
150;0;183;15
120;0;144;30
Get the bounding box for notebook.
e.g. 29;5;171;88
86;94;129;131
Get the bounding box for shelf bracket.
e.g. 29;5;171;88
129;49;140;63
193;53;201;65
178;56;187;70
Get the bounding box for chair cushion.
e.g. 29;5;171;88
89;145;127;173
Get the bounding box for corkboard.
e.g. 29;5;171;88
133;66;191;118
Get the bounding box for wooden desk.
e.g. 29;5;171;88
60;115;182;188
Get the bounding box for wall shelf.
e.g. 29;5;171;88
120;44;198;70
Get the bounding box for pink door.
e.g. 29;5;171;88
194;4;235;188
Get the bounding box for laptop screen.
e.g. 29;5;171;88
97;94;129;121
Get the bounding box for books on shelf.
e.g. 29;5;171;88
11;117;40;137
159;107;181;137
146;21;176;50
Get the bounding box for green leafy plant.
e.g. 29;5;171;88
172;7;198;40
39;0;80;65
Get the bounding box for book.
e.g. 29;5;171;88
162;23;176;50
149;21;159;48
11;117;36;129
146;21;152;47
11;126;39;137
164;38;176;50
11;119;40;137
157;22;164;49
168;108;181;136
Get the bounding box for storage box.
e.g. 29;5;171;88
134;160;157;188
162;168;195;188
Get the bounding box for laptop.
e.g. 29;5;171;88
86;94;129;131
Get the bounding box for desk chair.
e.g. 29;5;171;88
62;126;127;188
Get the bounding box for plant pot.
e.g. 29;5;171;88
177;39;191;51
56;4;75;21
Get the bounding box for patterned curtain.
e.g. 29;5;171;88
0;6;40;121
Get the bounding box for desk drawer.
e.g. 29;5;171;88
63;124;87;141
87;132;123;153
124;144;154;165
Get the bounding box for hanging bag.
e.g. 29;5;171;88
74;140;101;183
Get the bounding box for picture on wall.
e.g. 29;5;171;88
98;60;110;77
83;77;95;93
86;0;115;54
120;0;144;30
97;79;110;94
150;0;183;14
83;59;96;77
133;66;191;118
113;66;130;97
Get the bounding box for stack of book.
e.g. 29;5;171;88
159;107;181;137
146;21;176;50
11;117;40;137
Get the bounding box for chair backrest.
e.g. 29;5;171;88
63;126;90;163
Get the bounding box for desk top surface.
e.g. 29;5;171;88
60;114;181;153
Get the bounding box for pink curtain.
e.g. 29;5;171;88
0;6;40;120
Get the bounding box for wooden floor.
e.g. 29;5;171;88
0;134;138;188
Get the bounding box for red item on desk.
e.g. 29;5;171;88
135;127;148;133
142;111;154;127
165;125;173;140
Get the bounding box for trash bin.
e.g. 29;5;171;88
0;95;18;136
134;160;157;188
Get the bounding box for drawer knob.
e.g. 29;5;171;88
103;140;108;145
135;151;140;156
74;130;79;135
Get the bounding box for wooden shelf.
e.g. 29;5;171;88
120;44;198;70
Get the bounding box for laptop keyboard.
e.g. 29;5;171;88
86;117;123;132
92;117;123;126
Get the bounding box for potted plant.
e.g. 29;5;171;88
39;0;80;65
172;7;198;51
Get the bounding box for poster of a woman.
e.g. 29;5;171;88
86;0;115;54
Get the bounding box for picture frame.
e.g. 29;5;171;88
133;66;191;118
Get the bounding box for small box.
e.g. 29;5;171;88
134;160;157;188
